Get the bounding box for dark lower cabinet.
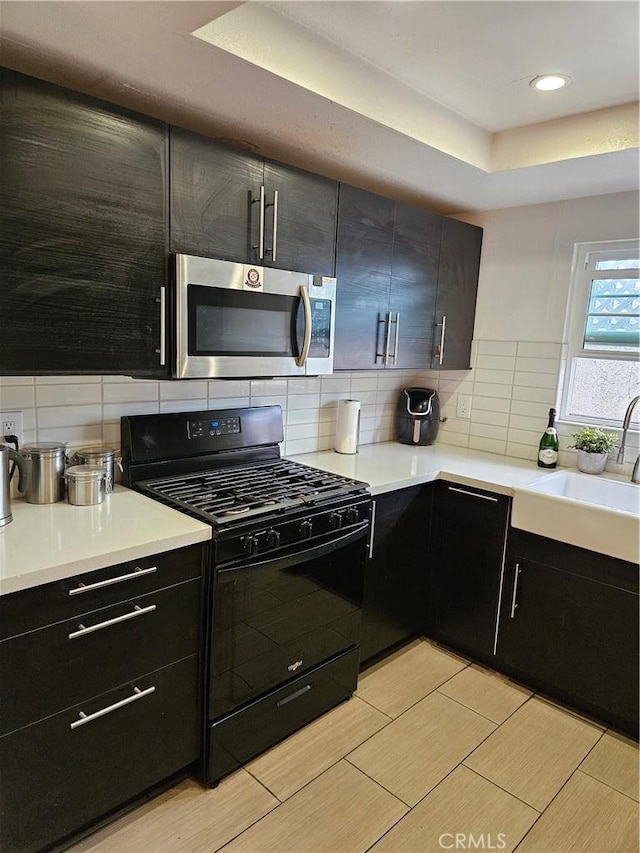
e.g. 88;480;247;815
0;655;200;853
0;68;167;376
360;485;432;665
428;481;510;663
497;530;639;736
0;545;206;853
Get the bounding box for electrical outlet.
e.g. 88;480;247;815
0;411;24;445
456;395;471;419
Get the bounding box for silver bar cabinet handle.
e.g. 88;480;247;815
384;311;393;366
68;566;157;596
252;185;266;259
510;563;522;618
157;286;166;366
448;486;499;503
392;312;400;364
68;604;156;639
70;686;155;730
270;189;278;262
295;285;312;367
439;314;447;366
368;500;377;559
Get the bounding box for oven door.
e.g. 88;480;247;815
209;524;367;721
174;254;335;378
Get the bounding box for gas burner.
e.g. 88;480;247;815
138;458;367;526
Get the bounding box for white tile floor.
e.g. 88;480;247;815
72;639;639;853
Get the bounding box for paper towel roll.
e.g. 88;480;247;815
334;399;361;455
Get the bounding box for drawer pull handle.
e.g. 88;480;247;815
276;684;311;708
510;563;522;619
68;604;156;639
69;566;157;595
447;486;499;502
70;686;155;729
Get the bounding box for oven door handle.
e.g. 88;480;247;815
218;523;369;576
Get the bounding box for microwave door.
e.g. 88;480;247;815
180;284;305;379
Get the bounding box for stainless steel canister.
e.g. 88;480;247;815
21;442;67;504
73;446;120;493
64;465;107;506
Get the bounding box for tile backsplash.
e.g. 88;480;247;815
1;338;636;478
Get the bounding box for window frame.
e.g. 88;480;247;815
560;239;640;429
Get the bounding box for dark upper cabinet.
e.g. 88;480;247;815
432;217;483;370
428;481;510;663
170;126;263;265
497;530;639;736
360;484;432;666
334;184;443;370
170;127;338;277
0;68;167;376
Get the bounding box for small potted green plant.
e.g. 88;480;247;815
570;426;618;474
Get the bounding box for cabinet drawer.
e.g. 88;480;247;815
0;579;201;735
0;654;201;853
0;543;205;640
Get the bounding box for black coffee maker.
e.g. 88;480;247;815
396;387;440;446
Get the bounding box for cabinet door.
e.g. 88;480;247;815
360;485;432;665
0;655;200;853
429;482;510;662
170;126;263;263
334;185;394;370
389;204;442;368
263;160;338;276
432;218;483;370
497;558;639;734
0;69;167;376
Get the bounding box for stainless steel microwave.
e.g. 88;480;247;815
173;254;336;379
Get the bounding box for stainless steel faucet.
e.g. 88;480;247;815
617;395;640;483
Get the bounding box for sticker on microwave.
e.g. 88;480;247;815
244;267;263;290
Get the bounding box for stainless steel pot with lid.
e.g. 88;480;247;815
21;442;67;504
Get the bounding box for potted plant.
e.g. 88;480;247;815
570;426;618;474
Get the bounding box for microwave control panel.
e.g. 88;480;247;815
188;416;241;438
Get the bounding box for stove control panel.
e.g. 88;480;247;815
188;416;241;438
223;496;371;565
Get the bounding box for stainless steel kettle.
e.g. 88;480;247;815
0;444;29;528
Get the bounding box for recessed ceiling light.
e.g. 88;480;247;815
530;74;571;91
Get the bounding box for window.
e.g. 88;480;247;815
560;240;639;429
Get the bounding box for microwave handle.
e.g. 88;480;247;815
295;285;312;368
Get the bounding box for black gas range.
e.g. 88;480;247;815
121;405;372;784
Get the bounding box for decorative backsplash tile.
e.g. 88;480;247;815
1;338;636;478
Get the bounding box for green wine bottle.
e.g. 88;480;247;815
538;408;559;468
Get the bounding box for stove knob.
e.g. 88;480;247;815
329;511;344;530
344;507;360;525
299;519;313;539
266;529;281;549
242;535;260;556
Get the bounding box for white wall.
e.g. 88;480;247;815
434;189;639;473
462;190;640;343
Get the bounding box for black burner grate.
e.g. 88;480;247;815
140;459;365;524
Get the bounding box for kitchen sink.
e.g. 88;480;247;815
512;470;639;564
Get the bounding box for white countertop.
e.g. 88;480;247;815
288;442;551;496
0;486;211;596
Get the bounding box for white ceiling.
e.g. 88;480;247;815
1;1;638;214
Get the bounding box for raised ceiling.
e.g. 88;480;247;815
1;1;638;214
